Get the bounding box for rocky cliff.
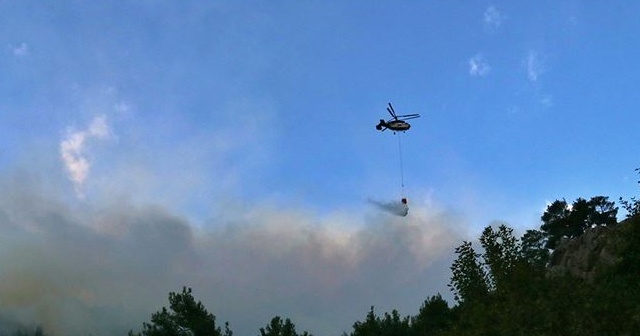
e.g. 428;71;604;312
547;224;623;281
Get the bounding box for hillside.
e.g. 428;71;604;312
547;224;620;281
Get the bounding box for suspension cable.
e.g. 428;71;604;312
397;133;405;196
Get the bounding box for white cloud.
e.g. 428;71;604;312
539;94;554;107
8;42;29;57
114;102;130;114
469;54;491;77
60;115;112;198
483;6;504;31
526;50;544;83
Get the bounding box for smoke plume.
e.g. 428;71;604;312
0;174;464;336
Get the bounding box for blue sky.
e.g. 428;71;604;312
1;1;640;335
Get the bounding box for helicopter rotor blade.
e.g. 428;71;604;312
386;107;396;119
387;103;397;118
399;115;421;121
398;113;420;120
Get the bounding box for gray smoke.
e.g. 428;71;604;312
0;173;465;336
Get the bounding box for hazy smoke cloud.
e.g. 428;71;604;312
59;115;111;198
0;174;464;336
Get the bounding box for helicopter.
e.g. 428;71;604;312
375;103;420;132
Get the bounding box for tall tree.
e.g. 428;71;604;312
448;241;489;303
446;224;594;335
619;167;640;218
349;307;379;336
12;327;46;336
541;196;617;248
411;294;453;335
519;229;549;268
129;287;232;336
540;199;572;249
259;317;311;336
587;196;618;226
349;307;412;336
479;225;519;290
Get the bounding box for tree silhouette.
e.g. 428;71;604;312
411;294;453;335
520;229;550;268
619;168;640;218
259;316;311;336
541;196;617;248
448;241;489;303
480;225;520;290
349;307;412;336
129;287;232;336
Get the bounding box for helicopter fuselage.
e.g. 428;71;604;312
387;120;410;131
376;119;411;132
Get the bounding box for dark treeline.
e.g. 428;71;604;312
11;171;640;336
